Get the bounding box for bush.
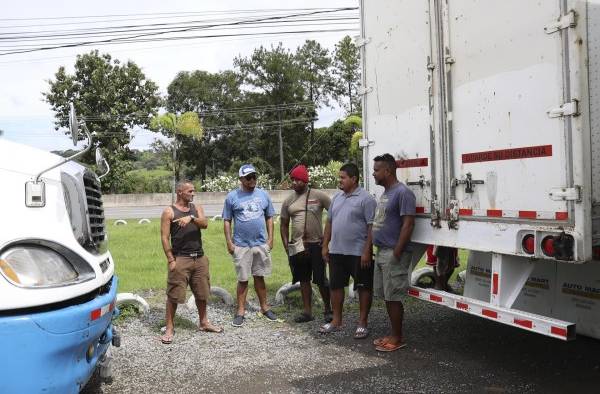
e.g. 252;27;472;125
308;161;342;189
200;173;276;192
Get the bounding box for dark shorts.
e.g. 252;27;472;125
288;243;329;287
329;254;374;290
167;255;210;304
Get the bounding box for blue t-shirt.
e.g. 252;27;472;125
327;187;377;256
372;182;416;249
222;187;275;247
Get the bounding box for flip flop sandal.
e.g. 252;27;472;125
199;325;224;333
375;341;407;352
354;326;370;339
160;333;174;344
319;323;342;333
373;337;390;347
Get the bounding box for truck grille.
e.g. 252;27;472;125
83;172;106;248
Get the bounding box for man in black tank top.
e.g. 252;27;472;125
160;181;222;344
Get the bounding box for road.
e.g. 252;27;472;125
104;203;283;220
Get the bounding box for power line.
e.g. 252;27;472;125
0;7;358;56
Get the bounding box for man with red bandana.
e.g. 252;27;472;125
280;164;333;323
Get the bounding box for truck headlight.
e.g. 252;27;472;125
0;245;94;287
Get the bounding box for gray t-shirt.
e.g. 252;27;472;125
327;187;377;256
372;182;416;249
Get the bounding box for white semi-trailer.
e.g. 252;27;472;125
360;0;600;340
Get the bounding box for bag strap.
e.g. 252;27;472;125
302;187;311;241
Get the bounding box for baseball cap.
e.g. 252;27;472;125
239;164;257;177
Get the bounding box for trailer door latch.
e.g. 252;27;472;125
452;172;484;193
407;175;430;188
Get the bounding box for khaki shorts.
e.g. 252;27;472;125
167;255;210;304
233;244;272;282
373;247;413;302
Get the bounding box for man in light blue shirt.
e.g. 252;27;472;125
223;164;277;327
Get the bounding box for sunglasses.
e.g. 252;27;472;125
243;173;257;181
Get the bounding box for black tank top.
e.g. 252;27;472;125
170;204;204;256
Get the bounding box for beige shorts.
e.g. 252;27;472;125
373;247;413;302
167;255;210;304
232;244;272;282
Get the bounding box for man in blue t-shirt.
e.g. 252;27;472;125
371;153;416;352
223;164;277;327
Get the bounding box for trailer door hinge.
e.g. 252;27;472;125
358;138;374;148
547;99;579;118
544;10;576;34
549;186;581;202
357;86;373;96
354;36;371;47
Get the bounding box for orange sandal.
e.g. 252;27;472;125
375;341;407;352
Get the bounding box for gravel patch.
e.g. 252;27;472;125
83;292;600;394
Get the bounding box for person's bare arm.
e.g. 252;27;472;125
393;215;415;258
224;219;234;254
361;224;374;268
160;207;177;272
193;204;209;229
280;217;290;255
266;216;274;250
321;219;332;263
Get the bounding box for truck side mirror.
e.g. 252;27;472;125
95;147;110;179
69;103;79;146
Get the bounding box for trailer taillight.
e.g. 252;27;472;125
522;234;535;254
541;236;555;257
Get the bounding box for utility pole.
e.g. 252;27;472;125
277;107;284;180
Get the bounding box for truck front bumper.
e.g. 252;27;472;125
0;276;119;394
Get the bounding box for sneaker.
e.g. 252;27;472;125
231;314;245;327
261;309;278;322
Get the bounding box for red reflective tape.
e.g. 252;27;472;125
514;319;533;329
555;212;568;220
408;288;420;297
462;145;552;163
396;158;428;168
456;302;469;310
487;209;503;217
551;326;567;337
416;207;425;214
519;211;537;219
482;309;498;318
459;209;473;216
492;273;499;295
430;294;443;302
91;309;101;321
109;302;115;312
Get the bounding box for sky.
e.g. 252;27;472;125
0;0;359;152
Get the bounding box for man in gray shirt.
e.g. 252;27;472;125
320;163;377;339
371;153;416;352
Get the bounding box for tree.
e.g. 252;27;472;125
234;43;308;179
333;36;361;114
149;112;203;199
165;70;243;179
310;119;355;166
44;50;160;192
295;40;335;145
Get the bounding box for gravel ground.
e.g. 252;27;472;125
83;291;600;394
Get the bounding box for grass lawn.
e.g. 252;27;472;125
109;219;467;296
108;219;292;296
